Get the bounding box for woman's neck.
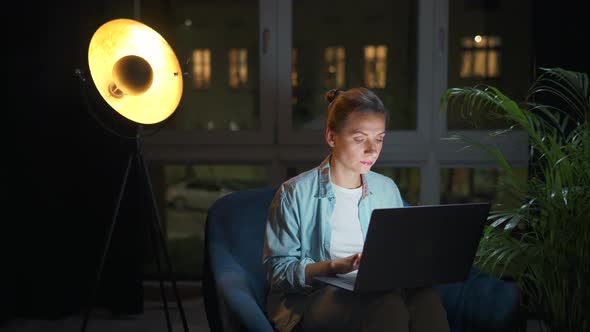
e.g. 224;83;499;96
330;160;362;189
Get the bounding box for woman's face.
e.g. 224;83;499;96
326;111;386;177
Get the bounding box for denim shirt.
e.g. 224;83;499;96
263;154;405;331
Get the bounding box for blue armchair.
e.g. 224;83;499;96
203;187;521;331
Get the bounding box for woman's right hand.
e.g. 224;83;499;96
304;252;362;283
330;253;362;275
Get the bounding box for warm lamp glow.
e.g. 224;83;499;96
88;18;183;124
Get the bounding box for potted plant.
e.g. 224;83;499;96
439;67;590;331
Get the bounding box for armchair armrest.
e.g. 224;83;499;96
435;267;521;332
205;241;274;332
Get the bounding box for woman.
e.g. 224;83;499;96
263;87;450;332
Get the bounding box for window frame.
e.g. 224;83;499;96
144;0;529;207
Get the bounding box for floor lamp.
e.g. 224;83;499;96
75;18;189;332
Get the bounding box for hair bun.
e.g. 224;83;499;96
325;89;342;104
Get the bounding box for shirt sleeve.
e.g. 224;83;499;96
263;184;315;293
387;177;406;208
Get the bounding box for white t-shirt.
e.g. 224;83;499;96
329;182;364;265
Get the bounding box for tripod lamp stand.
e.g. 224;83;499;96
77;18;188;332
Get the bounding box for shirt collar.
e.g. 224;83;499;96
318;154;371;200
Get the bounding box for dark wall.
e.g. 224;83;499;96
532;0;590;75
4;0;589;324
6;0;174;323
17;0;127;319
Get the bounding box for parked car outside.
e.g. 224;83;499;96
165;179;233;211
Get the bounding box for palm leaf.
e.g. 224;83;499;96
440;67;590;330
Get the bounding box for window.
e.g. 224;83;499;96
324;47;346;88
288;0;417;133
372;167;421;205
143;0;531;282
459;35;501;78
163;1;261;133
192;49;211;89
440;167;528;209
229;48;248;88
447;0;533;129
291;48;299;88
364;45;388;89
145;163;269;280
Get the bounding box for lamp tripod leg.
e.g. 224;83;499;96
137;151;190;332
147;192;173;332
80;153;134;332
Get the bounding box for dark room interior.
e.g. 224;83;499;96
4;0;589;331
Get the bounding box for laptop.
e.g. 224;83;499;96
314;202;490;293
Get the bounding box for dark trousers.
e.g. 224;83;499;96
295;286;450;332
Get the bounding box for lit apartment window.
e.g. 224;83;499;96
460;35;501;78
292;48;298;88
324;47;346;88
192;49;211;89
229;48;248;88
364;45;387;89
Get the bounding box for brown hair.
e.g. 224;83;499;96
325;87;387;133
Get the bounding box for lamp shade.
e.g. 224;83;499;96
88;18;183;124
